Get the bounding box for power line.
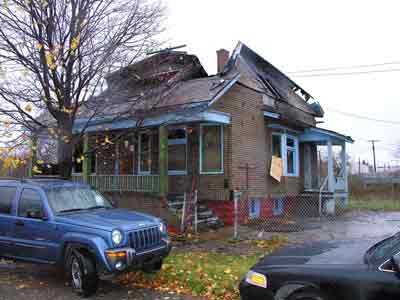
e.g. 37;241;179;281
325;107;400;125
292;68;400;77
288;60;400;74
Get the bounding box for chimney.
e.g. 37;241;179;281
217;49;230;73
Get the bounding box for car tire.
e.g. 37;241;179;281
288;288;328;300
143;259;163;273
67;250;99;297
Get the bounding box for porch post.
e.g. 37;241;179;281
159;126;168;196
82;133;91;183
27;135;38;177
341;142;348;195
327;140;335;193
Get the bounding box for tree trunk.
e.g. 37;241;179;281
57;118;74;179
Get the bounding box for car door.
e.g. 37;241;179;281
13;187;58;263
0;185;18;256
360;269;400;300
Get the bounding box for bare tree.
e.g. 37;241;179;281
0;0;164;178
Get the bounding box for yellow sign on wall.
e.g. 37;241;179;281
270;156;283;182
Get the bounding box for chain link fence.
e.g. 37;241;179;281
232;190;349;239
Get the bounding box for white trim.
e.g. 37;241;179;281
271;132;299;177
167;127;188;175
199;123;224;175
263;111;280;119
138;132;151;175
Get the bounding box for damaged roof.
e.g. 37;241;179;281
223;42;324;117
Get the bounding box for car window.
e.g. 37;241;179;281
46;187;112;214
0;186;17;215
18;189;44;218
369;234;400;265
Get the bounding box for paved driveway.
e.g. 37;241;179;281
1;211;399;300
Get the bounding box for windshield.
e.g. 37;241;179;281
46;186;113;214
366;233;400;265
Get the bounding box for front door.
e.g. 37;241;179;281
13;188;58;263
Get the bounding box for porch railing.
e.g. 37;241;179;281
71;174;160;193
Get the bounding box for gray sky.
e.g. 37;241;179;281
163;0;400;169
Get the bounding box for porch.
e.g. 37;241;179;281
299;127;354;214
70;109;230;197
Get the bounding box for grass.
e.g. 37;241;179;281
348;198;400;211
120;237;286;300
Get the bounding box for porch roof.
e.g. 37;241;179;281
72;109;231;134
298;127;354;145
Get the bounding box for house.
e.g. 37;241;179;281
34;42;353;227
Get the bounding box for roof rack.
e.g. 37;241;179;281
29;175;66;180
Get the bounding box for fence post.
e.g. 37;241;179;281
181;192;187;233
233;190;242;240
194;190;198;234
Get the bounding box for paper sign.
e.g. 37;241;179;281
270;156;283;182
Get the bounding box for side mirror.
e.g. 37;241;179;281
391;253;400;274
26;209;47;220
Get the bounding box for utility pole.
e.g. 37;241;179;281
358;157;361;176
368;140;380;173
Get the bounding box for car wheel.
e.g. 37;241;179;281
68;251;98;297
143;259;163;273
288;288;328;300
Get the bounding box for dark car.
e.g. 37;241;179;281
0;178;171;296
240;233;400;300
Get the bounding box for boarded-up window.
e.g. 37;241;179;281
200;125;223;174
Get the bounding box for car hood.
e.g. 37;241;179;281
55;208;160;232
252;240;372;274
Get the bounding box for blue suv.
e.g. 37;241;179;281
0;178;171;296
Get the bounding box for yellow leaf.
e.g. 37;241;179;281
32;165;42;174
71;35;80;51
24;104;32;113
36;43;43;51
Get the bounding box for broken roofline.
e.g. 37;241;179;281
72;73;240;134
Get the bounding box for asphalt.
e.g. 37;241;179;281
1;211;400;299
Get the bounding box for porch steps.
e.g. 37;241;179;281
166;193;223;231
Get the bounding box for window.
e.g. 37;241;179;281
168;128;187;175
272;134;282;158
18;189;44;219
286;136;298;176
273;198;284;216
47;187;112;214
271;133;299;176
249;198;261;219
138;132;151;174
200;124;224;174
0;186;16;214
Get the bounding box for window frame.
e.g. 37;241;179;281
138;131;152;175
168;127;188;176
17;188;46;219
271;132;299;177
0;185;17;215
199;123;224;175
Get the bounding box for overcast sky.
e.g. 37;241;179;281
163;0;400;169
